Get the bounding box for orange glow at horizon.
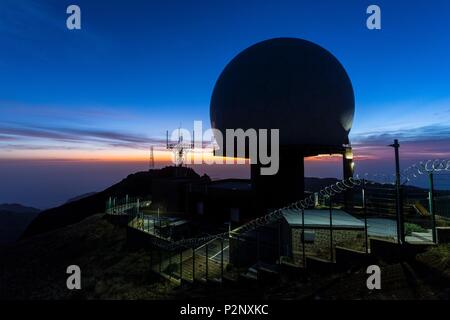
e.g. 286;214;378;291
0;148;377;164
0;148;250;163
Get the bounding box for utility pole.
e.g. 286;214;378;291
389;139;404;245
429;173;437;243
302;208;306;267
329;195;334;262
362;179;369;253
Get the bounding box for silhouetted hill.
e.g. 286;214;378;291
0;203;40;214
65;192;98;204
0;204;40;244
22;166;208;239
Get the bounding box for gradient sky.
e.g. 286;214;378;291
1;0;450;208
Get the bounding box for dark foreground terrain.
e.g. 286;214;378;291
0;214;176;299
1;213;450;300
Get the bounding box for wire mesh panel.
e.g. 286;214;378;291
149;247;185;281
206;238;228;282
434;174;450;228
106;195;144;218
150;248;162;274
193;242;208;282
222;237;230;278
337;186;370;253
143;215;150;233
229;233;258;268
180;246;194;282
403;182;433;244
170;250;182;280
159;250;181;280
364;184;399;243
148;244;203;283
330;207;367;254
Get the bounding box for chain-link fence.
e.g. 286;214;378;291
403;182;433;243
363;183;398;243
434;174;450;227
106;169;450;281
105;195;140;216
148;238;229;283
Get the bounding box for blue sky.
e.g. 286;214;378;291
1;0;450;208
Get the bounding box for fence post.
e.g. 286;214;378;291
169;251;172;278
205;243;209;281
236;234;240;268
390;139;404;244
221;238;224;282
192;246;195;281
362;179;369;253
150;247;153;269
257;228;260;263
329;195;334;262
399;187;405;243
180;249;183;282
159;249;162;273
429;173;437;243
302;208;306;267
278;222;281;264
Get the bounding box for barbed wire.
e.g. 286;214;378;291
359;173;395;185
353;159;450;186
401;159;450;184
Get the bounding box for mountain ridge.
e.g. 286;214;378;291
0;204;41;244
21;166;207;239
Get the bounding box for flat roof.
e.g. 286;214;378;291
282;208;365;229
169;219;190;227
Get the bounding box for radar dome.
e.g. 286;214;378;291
210;38;355;148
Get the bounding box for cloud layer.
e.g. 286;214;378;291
0;124;165;152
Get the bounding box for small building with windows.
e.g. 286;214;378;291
280;209;366;264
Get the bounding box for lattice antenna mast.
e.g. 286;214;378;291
149;146;155;170
166;127;194;167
